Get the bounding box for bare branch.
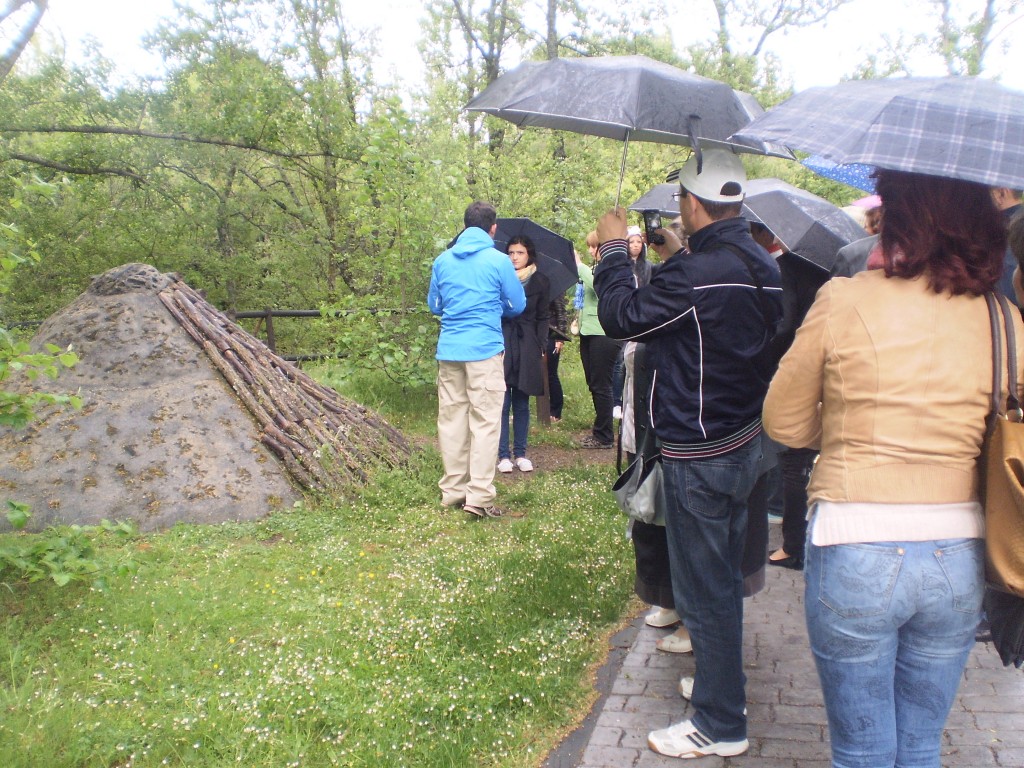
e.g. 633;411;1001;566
4;150;145;182
0;125;327;160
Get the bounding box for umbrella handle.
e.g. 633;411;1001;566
615;132;630;209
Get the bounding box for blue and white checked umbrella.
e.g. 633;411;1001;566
731;77;1024;188
801;155;876;193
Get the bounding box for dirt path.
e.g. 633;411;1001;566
412;434;618;486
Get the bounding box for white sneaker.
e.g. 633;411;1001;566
645;607;680;628
679;675;694;700
648;718;749;759
678;675;746;714
514;457;533;472
497;458;514;473
612;405;623;420
656;627;693;654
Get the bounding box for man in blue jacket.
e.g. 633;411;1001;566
428;201;526;518
594;150;782;760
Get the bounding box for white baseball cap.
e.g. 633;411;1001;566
667;149;746;204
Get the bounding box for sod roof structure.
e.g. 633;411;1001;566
0;263;409;532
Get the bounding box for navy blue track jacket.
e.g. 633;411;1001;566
594;217;783;453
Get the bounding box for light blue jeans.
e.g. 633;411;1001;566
804;537;984;768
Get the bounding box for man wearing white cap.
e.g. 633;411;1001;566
594;148;782;759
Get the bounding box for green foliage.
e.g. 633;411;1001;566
0;177;83;428
0;447;632;767
0;507;138;589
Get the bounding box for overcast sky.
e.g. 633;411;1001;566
35;0;1024;94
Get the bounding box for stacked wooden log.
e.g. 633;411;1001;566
158;278;409;492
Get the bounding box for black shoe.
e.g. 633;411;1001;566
975;619;993;644
768;554;804;570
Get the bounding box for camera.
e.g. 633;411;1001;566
643;210;665;246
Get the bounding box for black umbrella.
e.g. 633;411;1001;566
466;55;792;204
732;76;1024;188
493;218;576;302
628;184;679;218
984;588;1024;668
740;178;867;271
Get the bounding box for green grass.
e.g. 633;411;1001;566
0;348;635;767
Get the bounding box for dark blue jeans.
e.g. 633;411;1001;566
662;438;761;742
498;386;531;460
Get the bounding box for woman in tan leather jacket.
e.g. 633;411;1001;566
763;169;1022;768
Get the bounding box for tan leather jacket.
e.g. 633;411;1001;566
764;270;1024;505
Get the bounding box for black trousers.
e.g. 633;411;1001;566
546;337;564;419
580;334;623;444
779;447;818;559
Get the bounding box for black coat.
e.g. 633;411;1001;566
770;251;830;359
502;271;551;396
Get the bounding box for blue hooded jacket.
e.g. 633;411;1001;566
428;227;526;362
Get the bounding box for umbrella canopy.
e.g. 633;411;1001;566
466;55;792;202
851;194;882;209
493;218;576;302
801;155;876;193
467;55;778;149
984;588;1024;669
731;76;1024;188
741;178;867;270
628;184;679;218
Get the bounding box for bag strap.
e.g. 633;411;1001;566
986;292;1003;434
997;293;1021;417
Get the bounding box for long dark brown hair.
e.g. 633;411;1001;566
875;169;1006;296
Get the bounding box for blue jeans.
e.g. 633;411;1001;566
804;537;984;768
662;438;761;742
498;386;531;460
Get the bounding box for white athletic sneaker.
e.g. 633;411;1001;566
612;405;623;420
514;457;533;472
648;718;749;759
497;458;514;474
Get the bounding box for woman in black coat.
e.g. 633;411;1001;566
498;236;550;473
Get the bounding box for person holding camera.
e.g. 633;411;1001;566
594;149;782;760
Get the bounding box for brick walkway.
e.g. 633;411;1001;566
546;528;1024;768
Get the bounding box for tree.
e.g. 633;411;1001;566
850;0;1022;82
0;0;47;86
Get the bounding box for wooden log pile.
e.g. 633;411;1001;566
158;278;410;493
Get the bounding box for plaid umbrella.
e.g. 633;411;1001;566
732;77;1024;188
740;178;867;270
